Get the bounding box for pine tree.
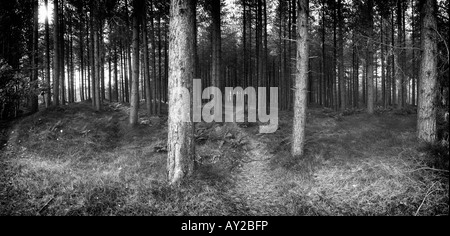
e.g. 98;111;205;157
292;0;309;157
167;0;196;185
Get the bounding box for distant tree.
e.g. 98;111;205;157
366;0;375;114
167;0;196;185
397;0;406;109
292;0;309;157
417;0;438;142
53;0;61;106
30;0;39;113
211;0;221;90
45;0;51;107
338;0;346;111
143;0;153;116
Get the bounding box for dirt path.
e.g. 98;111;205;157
231;126;289;215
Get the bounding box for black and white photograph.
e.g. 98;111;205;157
0;0;448;222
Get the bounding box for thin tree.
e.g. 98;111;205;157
417;0;438;143
53;0;60;106
338;0;345;111
30;0;39;113
367;0;375;114
292;0;309;157
167;0;196;185
211;0;221;90
45;0;51;107
397;0;406;109
143;0;153;116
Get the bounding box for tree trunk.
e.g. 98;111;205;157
321;0;326;107
157;16;162;115
211;0;221;90
30;0;39;113
143;0;153;116
44;0;52;107
60;3;65;106
53;0;60;106
167;0;196;186
338;0;346;111
367;0;374;114
109;44;112;102
150;1;157;115
292;0;309;157
417;0;438;143
381;16;387;108
391;11;396;106
130;0;141;126
100;28;105;101
94;25;101;110
70;20;75;103
79;5;85;101
397;0;406;109
411;0;417;106
114;46;119;102
332;0;337;110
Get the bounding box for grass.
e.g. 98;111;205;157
0;102;448;216
265;108;449;216
0;101;246;216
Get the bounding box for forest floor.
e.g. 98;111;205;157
0;101;448;216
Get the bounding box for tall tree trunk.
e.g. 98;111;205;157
211;0;221;90
53;0;60;106
100;27;105;101
143;0;153;116
338;0;345;111
263;0;268;90
391;11;396;106
70;20;75;103
90;8;96;108
109;44;112;102
287;0;292;110
94;22;101;110
332;0;337;110
167;0;196;186
257;0;263;90
79;5;85;101
164;25;169;103
292;0;309;157
381;16;387;108
45;0;52;107
66;19;71;103
243;0;248;88
150;1;157;115
397;0;406;109
157;16;162;115
114;46;119;102
86;17;91;100
125;0;131;104
355;47;359;107
417;0;438;143
321;0;326;107
367;0;375;114
411;0;417;106
130;0;141;126
60;3;66;105
30;0;39;112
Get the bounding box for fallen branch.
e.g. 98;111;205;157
415;182;437;216
408;167;449;173
38;196;55;215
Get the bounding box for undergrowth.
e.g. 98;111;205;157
0;102;448;216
